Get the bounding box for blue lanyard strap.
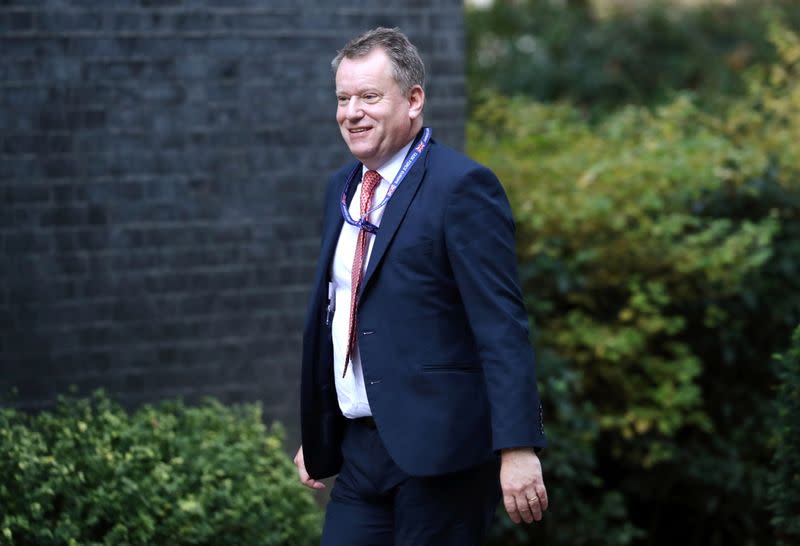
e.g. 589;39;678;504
340;127;432;234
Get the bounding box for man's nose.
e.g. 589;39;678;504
345;97;363;120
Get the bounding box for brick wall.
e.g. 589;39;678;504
0;0;465;444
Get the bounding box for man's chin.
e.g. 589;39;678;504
348;146;377;166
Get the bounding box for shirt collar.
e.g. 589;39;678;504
361;138;415;184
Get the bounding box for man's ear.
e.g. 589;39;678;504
408;85;425;120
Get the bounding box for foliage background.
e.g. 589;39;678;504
3;2;798;545
467;1;800;545
769;325;800;544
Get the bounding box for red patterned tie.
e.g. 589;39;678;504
343;169;382;378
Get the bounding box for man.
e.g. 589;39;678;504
294;27;548;545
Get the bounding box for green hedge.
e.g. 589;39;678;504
472;23;800;546
0;392;322;546
770;326;800;545
467;0;800;113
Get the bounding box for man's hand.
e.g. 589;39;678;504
500;447;548;524
293;445;326;490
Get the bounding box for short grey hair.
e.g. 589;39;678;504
331;27;426;96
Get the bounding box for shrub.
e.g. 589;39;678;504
471;23;800;546
0;391;322;546
770;326;800;545
467;0;800;113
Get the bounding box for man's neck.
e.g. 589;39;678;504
364;138;416;183
362;123;424;171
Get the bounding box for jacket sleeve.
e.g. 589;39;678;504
443;166;547;451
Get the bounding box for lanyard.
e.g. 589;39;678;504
339;127;432;234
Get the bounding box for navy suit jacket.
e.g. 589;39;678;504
300;131;546;479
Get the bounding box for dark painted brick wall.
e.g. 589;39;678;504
0;0;465;443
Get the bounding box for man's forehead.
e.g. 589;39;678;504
335;75;385;91
336;49;393;79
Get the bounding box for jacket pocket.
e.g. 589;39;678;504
393;238;434;262
421;362;481;374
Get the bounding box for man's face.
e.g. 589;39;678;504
335;48;424;170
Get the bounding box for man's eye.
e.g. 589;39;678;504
363;94;378;101
337;96;349;105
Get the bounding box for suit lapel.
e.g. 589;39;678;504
360;142;431;295
316;167;359;290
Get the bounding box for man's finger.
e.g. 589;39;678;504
515;496;534;524
537;486;549;511
528;497;543;521
293;446;326;490
302;476;326;490
523;490;545;521
503;494;521;524
298;467;326;490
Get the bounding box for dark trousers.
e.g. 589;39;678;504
320;418;501;546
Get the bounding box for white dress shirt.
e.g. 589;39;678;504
330;140;414;418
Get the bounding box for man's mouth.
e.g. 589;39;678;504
349;127;370;134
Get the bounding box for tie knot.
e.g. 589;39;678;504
362;170;381;195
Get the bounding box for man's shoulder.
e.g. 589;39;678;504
328;159;360;182
323;159;360;200
428;139;496;180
